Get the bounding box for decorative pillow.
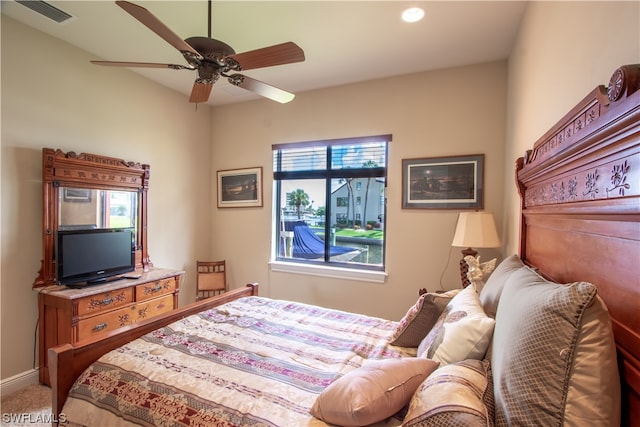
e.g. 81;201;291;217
564;295;620;425
417;286;495;365
390;290;459;347
478;254;524;317
491;266;620;426
464;255;497;293
403;359;494;426
310;358;439;427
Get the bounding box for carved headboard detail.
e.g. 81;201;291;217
516;64;639;425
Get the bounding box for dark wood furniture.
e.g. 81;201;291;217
47;64;638;424
516;64;639;426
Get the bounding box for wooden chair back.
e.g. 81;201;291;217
196;260;226;300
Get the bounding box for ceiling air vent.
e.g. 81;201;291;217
15;0;73;23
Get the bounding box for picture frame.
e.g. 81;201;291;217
63;188;92;203
402;154;484;209
217;167;263;208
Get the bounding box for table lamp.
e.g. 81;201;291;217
451;212;501;288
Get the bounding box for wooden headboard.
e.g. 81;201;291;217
516;64;639;426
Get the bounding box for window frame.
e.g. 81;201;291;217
272;135;390;273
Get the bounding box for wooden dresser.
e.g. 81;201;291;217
37;267;183;385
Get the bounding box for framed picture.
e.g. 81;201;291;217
63;188;92;203
217;167;263;208
402;154;484;209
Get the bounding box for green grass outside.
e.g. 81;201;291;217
335;229;384;239
311;226;384;240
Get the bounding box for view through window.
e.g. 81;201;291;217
273;135;390;270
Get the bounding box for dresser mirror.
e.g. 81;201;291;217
58;187;138;231
34;148;151;288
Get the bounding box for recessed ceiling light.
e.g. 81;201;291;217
402;7;425;23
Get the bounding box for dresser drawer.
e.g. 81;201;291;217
135;277;176;301
77;294;174;342
134;294;174;321
76;288;134;317
77;304;136;341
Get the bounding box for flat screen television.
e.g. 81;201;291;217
56;227;135;287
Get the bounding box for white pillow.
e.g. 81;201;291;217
418;286;495;365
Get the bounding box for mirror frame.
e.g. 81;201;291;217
34;148;151;288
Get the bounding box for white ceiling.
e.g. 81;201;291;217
1;0;527;106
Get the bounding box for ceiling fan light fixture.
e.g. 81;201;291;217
402;7;425;23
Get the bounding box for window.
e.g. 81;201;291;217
273;135;390;271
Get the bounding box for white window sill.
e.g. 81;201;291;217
269;261;387;283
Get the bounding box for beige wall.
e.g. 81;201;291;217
207;1;639;322
2;1;638;384
503;1;640;256
1;17;212;380
209;61;508;320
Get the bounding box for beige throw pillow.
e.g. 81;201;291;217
478;254;524;317
310;358;439;427
491;266;620;426
563;295;620;426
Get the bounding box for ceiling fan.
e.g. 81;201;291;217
91;0;305;104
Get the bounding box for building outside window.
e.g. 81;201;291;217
273;135;390;270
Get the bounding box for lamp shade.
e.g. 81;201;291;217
452;212;501;248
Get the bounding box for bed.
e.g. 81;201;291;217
50;64;639;426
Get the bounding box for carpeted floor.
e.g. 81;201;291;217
1;384;52;426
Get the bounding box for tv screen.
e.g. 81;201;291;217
56;227;135;287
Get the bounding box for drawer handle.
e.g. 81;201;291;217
100;297;113;306
93;323;108;332
149;284;162;293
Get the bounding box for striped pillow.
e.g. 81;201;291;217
403;359;494;426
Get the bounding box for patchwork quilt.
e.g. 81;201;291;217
62;296;414;426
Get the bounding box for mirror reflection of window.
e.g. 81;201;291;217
58;188;137;233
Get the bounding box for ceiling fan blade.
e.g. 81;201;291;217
228;42;305;71
116;1;202;60
229;74;295;103
189;81;213;103
91;60;195;70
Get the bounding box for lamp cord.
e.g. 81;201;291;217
438;245;454;291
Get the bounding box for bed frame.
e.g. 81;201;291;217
48;283;259;419
48;64;639;424
516;64;639;425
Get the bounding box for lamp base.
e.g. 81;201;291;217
459;247;478;288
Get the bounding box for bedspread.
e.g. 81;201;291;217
61;296;415;426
